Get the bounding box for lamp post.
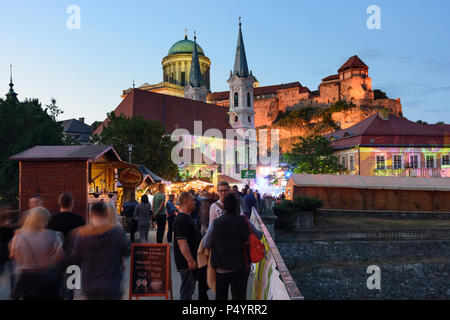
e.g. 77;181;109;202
127;144;134;163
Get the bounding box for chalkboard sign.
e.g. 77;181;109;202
129;244;172;299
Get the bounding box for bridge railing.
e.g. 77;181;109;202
249;207;304;300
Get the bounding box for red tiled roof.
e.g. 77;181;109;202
208;82;309;101
327;114;450;150
322;74;340;82
93;89;232;136
338;55;368;73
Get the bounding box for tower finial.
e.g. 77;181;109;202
239;16;241;27
184;28;188;40
6;63;18;102
132;79;135;89
194;30;196;41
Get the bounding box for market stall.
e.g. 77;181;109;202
10;145;138;221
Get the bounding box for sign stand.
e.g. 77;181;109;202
128;243;173;300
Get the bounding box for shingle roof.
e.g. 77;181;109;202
10;145;121;161
93;89;232;136
59;119;92;135
208;82;309;101
326;114;450;150
338;55;368;73
322;74;340;82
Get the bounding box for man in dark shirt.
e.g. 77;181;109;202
48;193;85;251
47;193;85;300
174;192;202;300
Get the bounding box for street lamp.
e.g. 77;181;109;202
127;144;134;163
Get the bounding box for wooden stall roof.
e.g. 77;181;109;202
10;145;121;162
288;174;450;192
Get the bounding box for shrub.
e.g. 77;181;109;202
273;196;323;231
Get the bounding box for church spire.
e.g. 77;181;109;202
233;17;249;78
188;31;204;88
6;64;18;102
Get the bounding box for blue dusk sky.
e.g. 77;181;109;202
0;0;449;125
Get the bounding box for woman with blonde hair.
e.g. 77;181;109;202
10;206;64;300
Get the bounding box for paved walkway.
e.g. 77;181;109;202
0;227;254;300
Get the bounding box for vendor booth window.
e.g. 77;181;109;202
376;154;386;170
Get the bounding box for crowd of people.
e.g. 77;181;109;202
0;182;265;300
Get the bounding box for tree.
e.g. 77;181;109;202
0;98;65;207
283;135;345;174
44;97;64;121
91;112;179;180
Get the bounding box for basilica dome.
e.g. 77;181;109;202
168;38;205;56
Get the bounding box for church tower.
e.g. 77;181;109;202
228;19;255;130
184;32;208;102
5;64;18;103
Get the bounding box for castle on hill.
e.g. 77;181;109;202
122;29;402;131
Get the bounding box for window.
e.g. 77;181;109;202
410;154;419;169
340;156;347;169
248;116;251;123
442;155;450;166
181;72;186;86
247;92;251;107
234;92;239;107
235;150;240;174
234;116;239;123
426;155;435;169
349;155;354;170
393;154;403;169
376;154;386;170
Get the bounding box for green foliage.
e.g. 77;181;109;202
0;98;65;207
373;89;388;100
273;195;323;231
91;112;179;180
283;135;345;174
275;106;317;127
416;120;428;125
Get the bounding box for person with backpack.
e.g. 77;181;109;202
203;193;263;300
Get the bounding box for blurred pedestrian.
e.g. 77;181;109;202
134;195;152;243
122;191;139;243
0;205;18;295
152;184;167;244
70;202;130;300
166;194;179;243
10;206;64;300
243;188;257;219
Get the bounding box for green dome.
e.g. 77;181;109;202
168;39;205;56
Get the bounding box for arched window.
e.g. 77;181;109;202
234;92;239;107
248;116;251;123
234;115;239;123
247;92;251;107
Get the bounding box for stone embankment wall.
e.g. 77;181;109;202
278;239;450;299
